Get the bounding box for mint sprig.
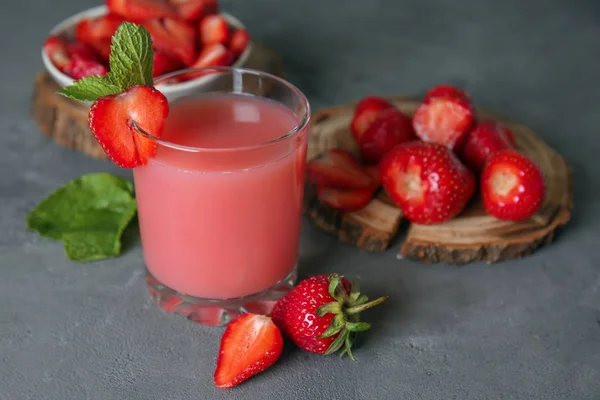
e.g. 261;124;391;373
27;173;138;262
59;22;154;102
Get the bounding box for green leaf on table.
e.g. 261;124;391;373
58;22;154;102
26;173;137;262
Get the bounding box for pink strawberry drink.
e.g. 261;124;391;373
134;91;309;300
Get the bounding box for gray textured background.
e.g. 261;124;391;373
1;0;599;399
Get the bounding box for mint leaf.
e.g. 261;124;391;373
59;75;122;102
109;22;154;89
58;22;154;102
27;173;137;262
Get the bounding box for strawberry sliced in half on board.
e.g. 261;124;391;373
412;85;474;149
316;186;377;211
44;35;71;72
143;18;198;66
350;96;396;142
214;313;283;389
307;149;377;189
88;85;170;168
229;29;250;57
198;14;230;46
107;0;177;21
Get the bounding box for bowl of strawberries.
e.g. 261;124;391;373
42;0;252;96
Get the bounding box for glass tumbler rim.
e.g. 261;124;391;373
132;66;311;154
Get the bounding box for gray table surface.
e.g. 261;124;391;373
2;0;599;399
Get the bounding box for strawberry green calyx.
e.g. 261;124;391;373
316;273;388;360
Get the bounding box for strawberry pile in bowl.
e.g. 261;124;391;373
307;85;546;224
42;0;252;95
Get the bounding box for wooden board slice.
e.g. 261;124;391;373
31;43;284;160
306;96;572;263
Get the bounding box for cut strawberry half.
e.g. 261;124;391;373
316;186;377;212
213;313;283;389
306;149;377;189
412;85;474;149
153;50;183;77
198;14;229;46
358;107;415;164
67;41;102;63
44;35;71;72
481;150;545;221
229;29;250;57
88;85;170;168
169;0;205;21
143;18;197;66
460;120;515;170
350;96;395;141
107;0;177;21
65;54;108;79
75;14;124;45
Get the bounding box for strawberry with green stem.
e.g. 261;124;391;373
272;273;388;360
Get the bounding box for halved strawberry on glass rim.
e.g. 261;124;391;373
88;86;169;168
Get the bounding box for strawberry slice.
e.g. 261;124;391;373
169;0;205;21
229;29;250;57
107;0;177;21
153;50;183;77
460;120;515;170
316;186;377;211
44;35;71;72
198;14;230;46
65;54;108;79
306;149;377;189
89;38;112;63
179;43;233;81
350;96;395;141
75;14;124;46
358;107;414;164
213;313;283;389
68;41;102;62
412;85;474;149
88;86;169;168
143;18;197;66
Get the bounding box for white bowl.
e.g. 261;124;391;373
42;5;253;98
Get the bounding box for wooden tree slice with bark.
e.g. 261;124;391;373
31;43;284;160
306;96;572;263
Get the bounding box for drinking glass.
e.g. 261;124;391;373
132;67;310;326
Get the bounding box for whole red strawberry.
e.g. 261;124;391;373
412;85;474;149
460;120;515;170
271;273;388;359
350;96;395;142
379;141;475;224
481;149;545;221
358;107;415;164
